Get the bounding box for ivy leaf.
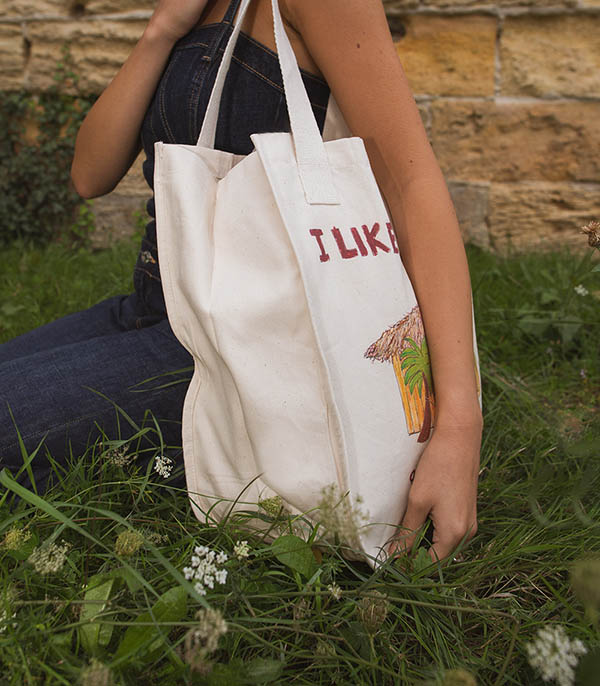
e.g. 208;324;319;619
271;534;317;579
79;574;119;656
202;660;248;685
115;586;187;662
109;565;143;594
245;657;284;683
340;621;371;660
555;316;583;346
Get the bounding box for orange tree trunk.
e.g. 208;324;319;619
417;374;432;443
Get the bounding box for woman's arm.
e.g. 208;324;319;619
71;0;210;199
285;0;482;562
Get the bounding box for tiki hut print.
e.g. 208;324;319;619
364;305;435;443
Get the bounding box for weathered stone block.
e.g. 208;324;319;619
501;15;600;98
115;152;147;195
431;101;600;183
417;101;431;136
1;0;153;15
90;153;148;248
393;15;495;96
0;23;25;90
1;0;67;16
447;181;490;248
384;0;419;10
90;192;146;248
26;19;146;92
488;182;600;252
85;0;154;13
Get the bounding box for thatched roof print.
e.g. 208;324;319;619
364;305;424;363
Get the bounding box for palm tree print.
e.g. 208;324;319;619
364;305;435;441
399;337;433;443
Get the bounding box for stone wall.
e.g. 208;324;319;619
1;0;599;251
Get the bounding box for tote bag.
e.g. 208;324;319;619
154;0;481;569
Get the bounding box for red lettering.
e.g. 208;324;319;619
350;226;369;256
386;222;399;254
332;227;358;259
362;222;390;256
309;228;330;262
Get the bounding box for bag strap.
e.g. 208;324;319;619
197;0;339;205
197;0;253;151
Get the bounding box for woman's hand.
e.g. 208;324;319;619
147;0;211;43
387;420;482;564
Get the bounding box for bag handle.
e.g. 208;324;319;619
197;0;340;205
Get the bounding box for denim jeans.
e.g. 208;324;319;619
0;293;193;489
0;0;330;491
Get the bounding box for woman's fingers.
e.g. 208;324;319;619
386;493;431;557
426;508;478;564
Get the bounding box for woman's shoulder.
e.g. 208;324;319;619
282;0;387;30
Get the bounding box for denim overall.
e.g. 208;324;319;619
0;0;330;489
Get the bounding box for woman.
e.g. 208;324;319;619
0;0;482;564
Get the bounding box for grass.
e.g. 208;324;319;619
0;234;140;343
0;237;599;685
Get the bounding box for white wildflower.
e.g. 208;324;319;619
28;540;71;575
292;596;311;626
574;284;589;297
0;608;17;634
80;658;114;686
327;582;342;601
316;483;369;550
526;624;587;686
233;540;250;560
103;442;132;468
153;455;174;478
192;607;228;654
183;544;228;596
143;531;169;546
182;607;228;674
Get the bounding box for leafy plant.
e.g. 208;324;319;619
0;44;95;246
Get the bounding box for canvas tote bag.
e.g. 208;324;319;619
154;0;481;569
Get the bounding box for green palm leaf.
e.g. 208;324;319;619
400;337;433;398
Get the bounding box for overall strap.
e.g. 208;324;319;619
222;0;243;24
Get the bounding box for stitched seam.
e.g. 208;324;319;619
228;54;328;111
159;57;179;143
173;40;210;52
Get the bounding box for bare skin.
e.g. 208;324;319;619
71;0;482;565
